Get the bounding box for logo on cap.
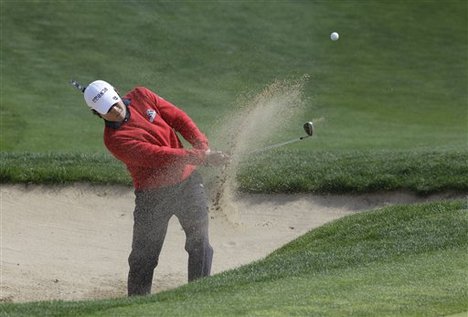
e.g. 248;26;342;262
92;87;108;103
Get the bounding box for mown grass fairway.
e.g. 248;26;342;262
1;1;466;153
1;200;467;316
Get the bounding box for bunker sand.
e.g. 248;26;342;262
0;184;459;303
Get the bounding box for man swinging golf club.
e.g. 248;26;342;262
78;79;229;296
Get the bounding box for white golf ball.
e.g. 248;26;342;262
330;32;339;41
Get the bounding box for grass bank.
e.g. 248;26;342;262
238;149;468;194
2;200;466;316
2;150;467;195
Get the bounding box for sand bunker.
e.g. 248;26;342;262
1;184;460;303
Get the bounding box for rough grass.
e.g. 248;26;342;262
237;149;468;194
0;152;129;185
2;200;466;316
2;150;467;195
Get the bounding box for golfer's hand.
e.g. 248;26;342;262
205;150;230;166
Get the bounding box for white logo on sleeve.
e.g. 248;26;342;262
146;109;157;122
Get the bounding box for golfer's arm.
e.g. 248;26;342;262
106;138;207;168
143;88;209;150
160;100;209;149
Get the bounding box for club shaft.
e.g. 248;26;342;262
249;136;309;154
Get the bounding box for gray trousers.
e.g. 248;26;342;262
127;172;213;296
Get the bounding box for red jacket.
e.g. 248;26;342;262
104;87;209;190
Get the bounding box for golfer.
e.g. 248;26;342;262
82;80;228;296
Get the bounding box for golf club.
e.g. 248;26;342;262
248;121;314;154
70;79;86;93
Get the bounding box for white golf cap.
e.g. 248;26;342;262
83;80;122;114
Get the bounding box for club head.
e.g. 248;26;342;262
303;121;314;137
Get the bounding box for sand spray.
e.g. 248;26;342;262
207;77;309;223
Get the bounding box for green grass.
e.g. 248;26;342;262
2;200;467;316
0;152;130;185
237;149;468;194
1;2;467;315
1;1;467;155
2;0;467;191
2;149;467;195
